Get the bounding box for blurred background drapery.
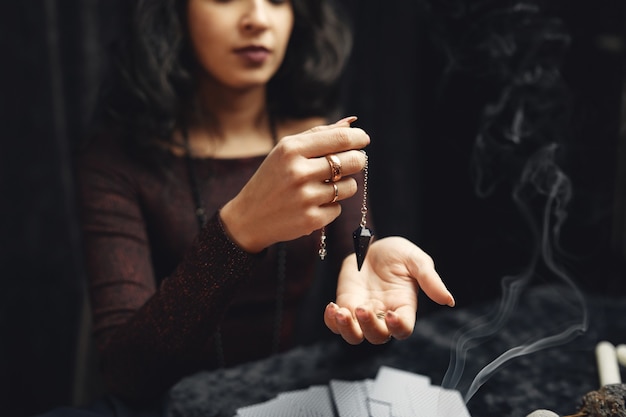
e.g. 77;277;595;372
1;1;624;416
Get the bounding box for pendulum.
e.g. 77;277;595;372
353;151;373;270
353;222;373;271
353;150;373;271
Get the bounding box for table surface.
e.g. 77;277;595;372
166;284;626;417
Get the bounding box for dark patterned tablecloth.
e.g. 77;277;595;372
166;285;626;417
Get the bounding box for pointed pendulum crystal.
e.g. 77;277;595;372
353;225;373;271
353;150;373;271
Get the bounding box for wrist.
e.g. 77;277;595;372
219;200;266;254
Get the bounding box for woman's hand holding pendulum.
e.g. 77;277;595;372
220;117;369;253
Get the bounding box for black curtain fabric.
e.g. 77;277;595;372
343;0;626;310
1;1;124;416
1;1;624;416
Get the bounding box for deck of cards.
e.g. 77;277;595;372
234;366;471;417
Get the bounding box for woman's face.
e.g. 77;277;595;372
187;0;294;91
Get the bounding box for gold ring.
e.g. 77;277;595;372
376;312;386;320
326;154;342;182
330;182;339;204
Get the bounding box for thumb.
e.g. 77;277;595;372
406;249;455;307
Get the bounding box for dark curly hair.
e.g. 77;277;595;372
95;0;352;159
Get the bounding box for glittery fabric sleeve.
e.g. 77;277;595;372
76;136;263;405
99;212;260;404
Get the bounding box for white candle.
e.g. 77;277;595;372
525;409;559;417
596;341;622;386
616;344;626;367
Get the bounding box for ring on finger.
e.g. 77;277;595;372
325;154;342;182
329;182;339;204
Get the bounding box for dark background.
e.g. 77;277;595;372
1;1;624;416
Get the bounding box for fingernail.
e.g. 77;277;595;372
336;312;349;325
447;294;456;308
355;307;369;322
334;116;358;125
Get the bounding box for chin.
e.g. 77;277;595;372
230;77;273;91
232;67;279;87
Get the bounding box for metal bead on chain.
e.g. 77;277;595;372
318;227;327;260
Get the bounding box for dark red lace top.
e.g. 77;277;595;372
75;134;365;404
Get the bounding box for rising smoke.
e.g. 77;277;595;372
422;0;589;402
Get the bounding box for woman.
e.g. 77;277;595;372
77;0;455;407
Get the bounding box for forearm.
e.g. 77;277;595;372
97;212;262;404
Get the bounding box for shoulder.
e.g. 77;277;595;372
76;127;173;177
74;128;164;192
76;128;129;166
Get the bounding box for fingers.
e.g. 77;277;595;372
385;306;417;340
291;118;370;159
324;302;417;345
276;116;368;183
355;307;393;344
355;304;416;343
324;302;364;345
318;177;358;205
334;115;358;126
305;128;370;159
318;150;367;183
300;116;358;134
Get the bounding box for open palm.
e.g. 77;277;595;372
324;236;455;344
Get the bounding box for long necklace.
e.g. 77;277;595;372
182;124;286;368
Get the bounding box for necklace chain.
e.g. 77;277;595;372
182;124;285;368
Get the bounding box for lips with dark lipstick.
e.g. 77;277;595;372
234;46;270;64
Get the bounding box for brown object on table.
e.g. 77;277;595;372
567;384;626;417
